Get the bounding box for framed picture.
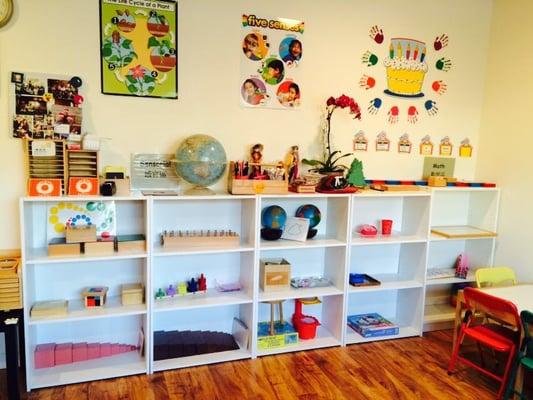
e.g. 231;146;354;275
99;0;178;99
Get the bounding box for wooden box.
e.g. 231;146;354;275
116;234;146;253
0;257;22;310
228;162;288;195
260;258;291;292
65;225;96;243
24;139;68;195
48;238;81;257
84;238;115;256
121;283;144;305
82;287;108;308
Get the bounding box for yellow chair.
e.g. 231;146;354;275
475;267;517;288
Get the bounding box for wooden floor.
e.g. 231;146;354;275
4;330;532;400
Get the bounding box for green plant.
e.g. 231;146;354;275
302;95;361;173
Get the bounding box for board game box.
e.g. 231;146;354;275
347;313;399;338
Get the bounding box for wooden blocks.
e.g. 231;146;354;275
260;258;291;292
82;287;108;308
121;283;144;306
117;234;146;253
65;225;96;243
47;238;81;257
0;257;22;310
161;230;240;249
30;300;68;318
428;176;447;187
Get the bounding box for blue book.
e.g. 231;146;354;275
347;313;399;338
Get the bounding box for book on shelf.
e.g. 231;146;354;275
347;313;399;338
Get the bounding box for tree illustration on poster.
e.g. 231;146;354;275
99;0;177;99
240;14;304;109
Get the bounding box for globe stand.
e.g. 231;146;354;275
183;185;216;196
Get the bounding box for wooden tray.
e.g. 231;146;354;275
349;273;381;287
431;225;497;239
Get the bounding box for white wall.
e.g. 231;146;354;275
0;0;493;250
476;0;533;281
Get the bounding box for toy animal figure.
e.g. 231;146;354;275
166;284;177;297
187;278;198;293
198;274;207;291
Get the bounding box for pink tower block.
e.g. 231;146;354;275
111;343;120;355
72;343;88;362
55;343;73;365
119;344;129;353
100;343;111;357
87;343;100;359
35;343;55;369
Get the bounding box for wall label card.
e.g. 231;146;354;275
131;153;180;191
422;157;455;179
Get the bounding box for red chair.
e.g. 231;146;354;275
448;287;521;400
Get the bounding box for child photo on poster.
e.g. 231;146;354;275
241;14;304;110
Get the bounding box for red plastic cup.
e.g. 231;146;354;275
381;219;393;235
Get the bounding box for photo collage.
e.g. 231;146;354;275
11;72;83;139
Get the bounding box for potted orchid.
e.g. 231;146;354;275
302;95;361;173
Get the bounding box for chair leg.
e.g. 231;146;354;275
448;328;465;374
503;357;519;400
497;347;516;400
477;341;485;368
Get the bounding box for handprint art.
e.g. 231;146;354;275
368;98;382;115
432;80;447;95
407;106;418;124
369;25;384;44
387;106;399;123
434;34;449;51
361;51;378;66
424;100;438;116
435;58;452;72
359;75;376;90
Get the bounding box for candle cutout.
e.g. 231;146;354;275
459;138;473;157
413;45;419;61
420;47;426;62
406;43;411;60
439;136;453;156
420;135;434;156
389;43;394;59
353;131;368;152
398;133;412;154
397;42;402;58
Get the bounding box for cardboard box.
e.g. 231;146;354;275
260;258;291;291
65;225;97;243
48;238;81;257
257;322;298;350
121;283;144;305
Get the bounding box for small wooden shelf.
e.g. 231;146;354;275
256;326;340;356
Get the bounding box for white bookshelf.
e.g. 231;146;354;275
423;187;500;331
19;187;499;389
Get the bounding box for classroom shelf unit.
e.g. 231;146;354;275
19;187;499;389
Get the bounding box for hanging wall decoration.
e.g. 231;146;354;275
241;13;304;109
398;133;412;154
99;0;177;99
459;138;473;157
359;26;452;124
420;135;434;156
353;131;368;151
375;131;390;152
439;136;453;156
10;72;84;139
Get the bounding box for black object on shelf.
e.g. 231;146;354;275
349;273;381;287
261;228;283;241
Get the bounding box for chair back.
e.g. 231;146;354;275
521;310;533;356
463;287;521;329
475;267;517;288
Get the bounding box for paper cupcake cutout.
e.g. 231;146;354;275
439;136;453;156
459;138;473;157
353;131;368;151
375;131;390;151
420;135;433;156
398;133;412;154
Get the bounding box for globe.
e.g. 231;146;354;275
295;204;321;228
175;134;227;195
261;205;287;229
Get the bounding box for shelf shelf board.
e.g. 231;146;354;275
426;271;475;286
351;233;427;246
345;326;420;344
257;326;340;356
424;303;456;324
153;244;254;257
430;187;499;193
260;193;351;199
153;290;252;312
259;285;343;302
354;190;431;198
152;348;251;372
151;193;255;201
260;236;346;251
348;277;423;293
429;232;496;242
26;248;148;264
30;351;145;389
29;296;147;325
22;195;146;202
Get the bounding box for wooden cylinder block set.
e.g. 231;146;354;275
160;229;240;249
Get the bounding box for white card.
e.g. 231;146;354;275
281;217;310;242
